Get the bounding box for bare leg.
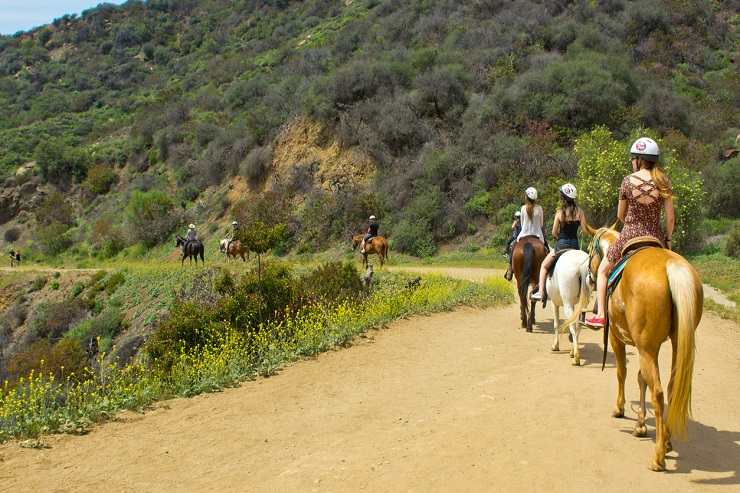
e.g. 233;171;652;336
537;252;555;296
611;333;627;418
594;258;613;319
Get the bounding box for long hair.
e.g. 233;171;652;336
559;192;578;221
525;196;535;220
639;158;672;198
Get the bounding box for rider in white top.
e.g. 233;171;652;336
517;187;544;242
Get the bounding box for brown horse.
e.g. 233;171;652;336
352;234;389;268
511;235;547;331
577;227;703;471
220;239;249;261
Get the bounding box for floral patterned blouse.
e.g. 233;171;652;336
607;174;670;263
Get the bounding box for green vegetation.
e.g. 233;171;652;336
0;262;511;441
0;0;735;262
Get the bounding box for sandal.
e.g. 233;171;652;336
585;314;606;328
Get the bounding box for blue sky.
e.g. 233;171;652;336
0;1;126;35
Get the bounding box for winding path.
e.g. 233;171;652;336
0;267;738;492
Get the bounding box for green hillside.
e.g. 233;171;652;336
0;0;737;258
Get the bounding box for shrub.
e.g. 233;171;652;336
300;262;363;302
4;227;20;243
704;157;739;217
104;271;126;294
413;66;468;119
91;217;126;258
464;190;493;218
239;145;272;184
82;164;117;194
36;191;75;227
4;339;88;385
34;138;89;185
29;300;86;343
392;219;436;257
125;190;179;247
724;224;740;259
34;221;73;256
29;276;47;292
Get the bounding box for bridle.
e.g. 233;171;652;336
587;229;608;284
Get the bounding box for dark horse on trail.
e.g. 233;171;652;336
176;236;204;266
512;235;547;331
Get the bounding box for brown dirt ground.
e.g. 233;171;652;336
1;268;739;492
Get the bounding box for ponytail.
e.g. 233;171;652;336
640;159;672;198
525;198;535;219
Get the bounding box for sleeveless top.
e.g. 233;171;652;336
558;210;580;241
607;174;670;263
517;205;544;242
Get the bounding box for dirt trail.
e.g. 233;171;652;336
1;267;738;492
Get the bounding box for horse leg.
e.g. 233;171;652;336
611;335;627;418
633;369;648;437
639;351;667;471
551;304;560;352
527;296;536;332
564;304;580;366
664;332;678;453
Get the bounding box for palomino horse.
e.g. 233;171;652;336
175;236;204;266
512;236;547;331
578;227;703;471
351;234;389;268
219;239;249;261
547;249;592;366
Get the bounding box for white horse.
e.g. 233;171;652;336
546;249;592;366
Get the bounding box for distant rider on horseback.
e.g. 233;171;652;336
186;224;198;245
227;220;239;249
585;138;674;328
360;215;379;254
505;187;546;281
531;183;590;304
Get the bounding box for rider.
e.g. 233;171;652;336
503;211;522;281
505;187;545;280
531;183;590;304
227;220;239;249
585;137;674;327
186;224;198;245
360;215;379;254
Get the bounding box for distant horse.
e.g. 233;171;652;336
352;234;389;268
563;227;702;471
512;236;547;331
219;239;249;261
547;249;592;366
176;236;204;266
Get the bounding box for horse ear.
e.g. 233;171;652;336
608;219;619;230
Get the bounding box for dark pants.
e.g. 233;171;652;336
364;233;375;243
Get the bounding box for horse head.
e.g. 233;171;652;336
351;234;362;250
219;239;228;253
175;236;185;247
586;227;619;281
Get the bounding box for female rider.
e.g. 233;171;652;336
585;137;674;327
531;183;589;304
503;210;522;281
505;187;546;277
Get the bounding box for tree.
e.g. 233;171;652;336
125;190;179;247
240;221;286;281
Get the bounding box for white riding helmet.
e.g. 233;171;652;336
369;215;377;220
525;187;538;201
630;137;660;161
514;211;521;217
232;220;238;226
560;183;577;199
188;224;196;229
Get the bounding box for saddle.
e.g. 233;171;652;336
607;236;664;295
546;249;575;277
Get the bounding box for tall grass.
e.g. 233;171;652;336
0;276;511;441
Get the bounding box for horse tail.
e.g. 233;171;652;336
383;240;389;260
665;258;702;440
518;242;534;302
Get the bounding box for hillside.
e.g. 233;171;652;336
0;0;738;260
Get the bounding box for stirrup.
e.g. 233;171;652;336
530;291;543;301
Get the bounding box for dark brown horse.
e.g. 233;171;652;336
512;236;547;331
352;234;389;268
176;236;204;266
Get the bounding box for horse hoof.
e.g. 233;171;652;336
569;349;574;357
551;345;559;352
648;461;665;472
633;425;648;438
572;358;581;366
612;409;624;418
